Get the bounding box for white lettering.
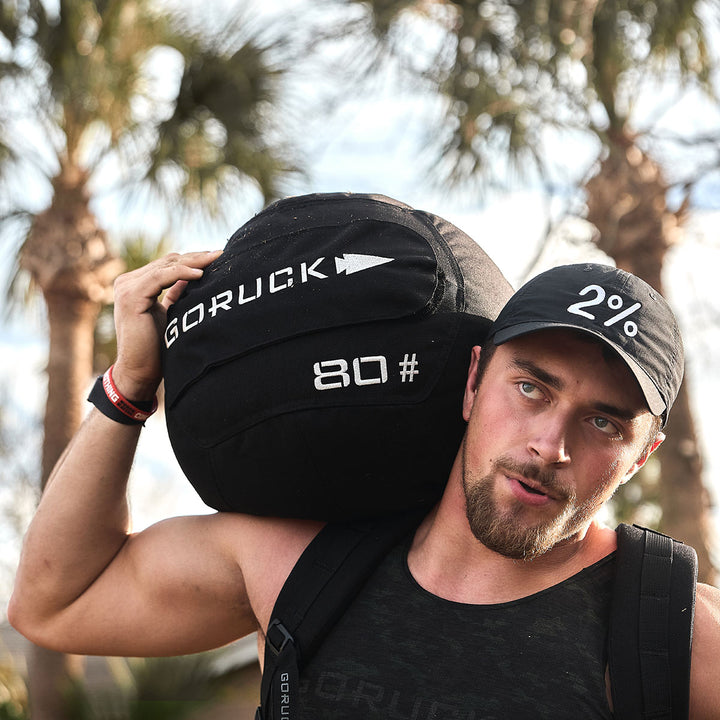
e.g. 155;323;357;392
209;290;233;317
566;284;605;320
239;278;262;304
182;304;204;332
301;257;327;282
279;673;291;718
353;356;388;386
166;253;390;350
314;355;392;390
314;360;351;390
165;317;179;348
270;267;293;293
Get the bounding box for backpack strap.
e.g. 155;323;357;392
256;510;424;720
609;523;698;720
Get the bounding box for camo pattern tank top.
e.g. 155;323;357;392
298;539;615;719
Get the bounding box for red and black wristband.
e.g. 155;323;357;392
88;366;158;426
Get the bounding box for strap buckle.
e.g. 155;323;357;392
266;619;294;657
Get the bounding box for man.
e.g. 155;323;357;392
9;250;720;718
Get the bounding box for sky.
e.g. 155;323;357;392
1;0;720;606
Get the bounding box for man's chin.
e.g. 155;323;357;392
467;514;554;560
466;497;575;560
464;476;579;560
485;534;555;562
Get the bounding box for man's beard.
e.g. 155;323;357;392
462;447;616;561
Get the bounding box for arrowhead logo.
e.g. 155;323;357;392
335;253;395;275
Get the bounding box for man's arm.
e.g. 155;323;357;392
689;581;720;719
9;410;259;656
7;252;279;656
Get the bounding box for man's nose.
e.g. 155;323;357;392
527;414;571;466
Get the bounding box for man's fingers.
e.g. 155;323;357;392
143;250;222;293
115;250;222;310
162;280;189;309
158;251;223;308
110;251;222;397
163;249;224;273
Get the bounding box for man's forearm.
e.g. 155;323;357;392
10;250;222;646
10;408;141;626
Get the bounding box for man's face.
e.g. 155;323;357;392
461;329;660;561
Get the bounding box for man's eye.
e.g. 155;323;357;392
592;417;619;435
518;382;541;398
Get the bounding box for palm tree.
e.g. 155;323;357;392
348;0;719;583
0;1;302;717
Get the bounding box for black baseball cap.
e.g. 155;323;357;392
489;263;684;424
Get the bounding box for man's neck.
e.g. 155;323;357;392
407;473;617;605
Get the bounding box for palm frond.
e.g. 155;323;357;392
142;13;302;212
356;0;720;190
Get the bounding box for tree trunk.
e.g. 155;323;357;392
657;381;715;581
24;296;99;720
42;293;100;484
585;136;716;584
20;164;123;719
26;651;84;720
27;292;101;720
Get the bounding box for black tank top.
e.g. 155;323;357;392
298;539;615;720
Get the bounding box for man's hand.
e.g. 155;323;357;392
112;250;222;400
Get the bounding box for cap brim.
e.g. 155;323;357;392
492;322;666;417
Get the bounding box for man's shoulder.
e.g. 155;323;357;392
689;582;720;718
217;513;325;632
694;581;720;643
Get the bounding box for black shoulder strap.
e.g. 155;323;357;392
256;511;424;720
609;523;698;720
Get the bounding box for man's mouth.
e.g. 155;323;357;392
507;475;556;506
493;456;567;506
518;480;547;496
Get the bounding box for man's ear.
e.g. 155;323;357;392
463;345;483;422
619;431;665;485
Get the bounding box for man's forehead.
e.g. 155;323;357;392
496;327;630;372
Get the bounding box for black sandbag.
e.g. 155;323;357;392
163;192;513;520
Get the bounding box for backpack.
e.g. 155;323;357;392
256;517;698;720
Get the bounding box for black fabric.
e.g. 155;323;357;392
609;524;697;720
667;538;697;716
296;543;615;720
260;519;698;720
163;193;513;519
258;512;424;720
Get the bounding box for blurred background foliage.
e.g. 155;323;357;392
1;0;719;717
